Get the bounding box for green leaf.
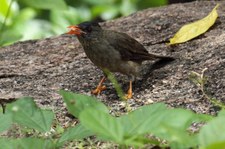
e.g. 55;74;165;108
82;0;113;5
78;102;198;148
218;110;225;117
119;104;198;148
149;109;198;148
20;0;67;10
79;103;166;147
0;138;17;149
60;90;108;118
0;138;54;149
75;100;203;148
57;124;93;146
193;113;213;123
137;0;168;9
50;7;91;34
11;8;36;28
0;113;12;133
18;138;54;149
0;0;9;17
198;110;225;149
79;108;124;143
155;124;197;149
203;141;225;149
6;97;54;132
169;4;219;45
0;29;23;46
159;109;195;129
120;0;136;16
91;5;119;20
118;103;168;135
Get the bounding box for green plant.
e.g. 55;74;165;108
1;91;225;149
0;0;68;46
189;68;225;109
0;0;168;46
103;69;125;100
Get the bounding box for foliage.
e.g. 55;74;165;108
0;138;55;149
6;97;54;132
1;91;225;148
0;0;167;46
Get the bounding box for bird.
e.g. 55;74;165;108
67;21;174;99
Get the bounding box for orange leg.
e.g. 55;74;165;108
91;77;107;95
124;80;132;99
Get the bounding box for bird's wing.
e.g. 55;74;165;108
104;30;157;62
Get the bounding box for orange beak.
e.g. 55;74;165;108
67;25;85;35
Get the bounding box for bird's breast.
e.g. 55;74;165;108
83;39;119;65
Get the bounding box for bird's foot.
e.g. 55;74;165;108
124;93;132;100
91;85;106;95
123;81;132;100
91;77;107;95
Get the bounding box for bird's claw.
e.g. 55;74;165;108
91;85;106;95
124;93;132;100
123;81;133;100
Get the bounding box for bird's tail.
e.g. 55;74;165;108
159;56;175;63
148;54;175;72
153;54;175;61
155;55;175;66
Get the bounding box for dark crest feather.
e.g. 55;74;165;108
78;21;101;28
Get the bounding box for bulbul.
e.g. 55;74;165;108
67;21;174;99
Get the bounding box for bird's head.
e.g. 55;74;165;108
67;21;101;36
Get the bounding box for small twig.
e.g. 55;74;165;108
190;68;225;109
200;68;208;98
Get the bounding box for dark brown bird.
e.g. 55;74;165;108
67;21;174;99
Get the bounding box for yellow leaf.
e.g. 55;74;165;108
169;4;219;45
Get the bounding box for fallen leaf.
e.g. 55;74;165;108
169;4;219;45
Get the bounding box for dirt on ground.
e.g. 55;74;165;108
0;1;224;130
